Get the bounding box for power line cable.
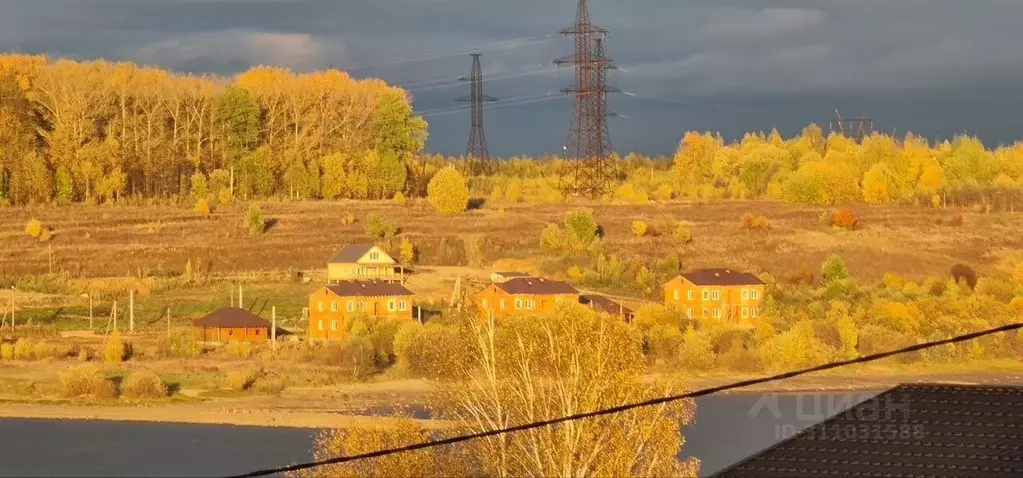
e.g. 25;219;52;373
228;320;1023;478
420;94;569;118
343;35;559;70
416;92;554;115
407;66;560;92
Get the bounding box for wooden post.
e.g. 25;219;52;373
129;289;135;333
113;300;118;333
9;294;14;331
238;284;243;309
89;292;94;332
417;305;422;324
271;306;277;351
48;244;53;274
166;307;171;340
230;286;234;308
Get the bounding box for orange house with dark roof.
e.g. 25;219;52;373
308;280;415;341
193;307;271;343
476;277;580;318
663;268;765;326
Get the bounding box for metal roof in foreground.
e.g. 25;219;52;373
714;383;1023;478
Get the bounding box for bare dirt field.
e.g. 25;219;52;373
3;199;1021;283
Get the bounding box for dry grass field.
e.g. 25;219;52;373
3;199;1021;284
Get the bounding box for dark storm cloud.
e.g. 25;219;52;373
1;0;1021;155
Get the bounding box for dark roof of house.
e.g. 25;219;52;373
325;280;415;298
329;244;375;264
680;268;763;286
581;295;634;316
714;383;1023;478
495;277;579;295
193;307;271;328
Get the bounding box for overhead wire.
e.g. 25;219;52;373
228;320;1023;478
406;66;561;92
419;94;569;118
415;92;554;115
341;35;559;70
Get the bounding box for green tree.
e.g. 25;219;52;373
427;166;468;215
213;85;261;169
821;255;850;284
190;171;210;200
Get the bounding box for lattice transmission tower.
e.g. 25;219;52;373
458;53;498;176
555;0;619;198
830;109;874;143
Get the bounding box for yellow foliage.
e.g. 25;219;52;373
632;220;648;237
122;369;168;399
59;364;117;399
25;219;42;238
393;191;407;206
427;166;469;215
103;332;127;363
194;198;211;217
302;417;439;478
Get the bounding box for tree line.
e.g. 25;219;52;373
0;54;427;206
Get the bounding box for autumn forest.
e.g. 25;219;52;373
2;53;1023;209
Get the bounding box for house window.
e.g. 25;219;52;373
687;290;695;301
500;299;507;310
752;308;760;318
388;300;396;312
515;299;523;310
687;308;694;319
702;290;709;300
673;290;680;301
369;252;380;260
752;289;761;300
526;299;535;310
254;329;260;335
399;301;408;311
346;301;354;312
713;309;722;319
317;320;324;331
317;301;324;312
741;289;749;300
711;290;721;300
331;320;338;331
702;309;708;318
742;308;749;318
331;301;338;312
360;302;369;311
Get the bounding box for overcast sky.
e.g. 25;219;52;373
2;0;1021;157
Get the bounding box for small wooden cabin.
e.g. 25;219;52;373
193;307;271;343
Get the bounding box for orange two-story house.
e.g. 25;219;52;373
308;280;415;340
663;269;765;326
476;276;580;318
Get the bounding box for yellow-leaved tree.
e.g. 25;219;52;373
444;304;700;477
427;166;469;215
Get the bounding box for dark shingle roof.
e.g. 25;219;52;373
681;268;763;286
714;383;1023;478
325;280;414;298
193;307;271;328
495;277;578;296
329;244;375;263
581;295;633;316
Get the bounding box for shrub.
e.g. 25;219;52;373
122;369;169;399
651;214;677;236
505;179;523;203
0;343;13;360
679;327;716;371
567;265;585;280
224;341;253;359
13;338;35;360
671;224;694;246
937;213;963;226
399;237;415;264
950;263;978;289
654;184;673;201
539;224;566;252
564;210;599;248
59;364;117;399
342;212;356;226
32;341;70;360
740;213;771;231
426;166;469;215
632;220;648;238
489;186;503;202
817;209;834;227
190;171;209;200
194;199;211;217
253;373;288;394
393;321;424;373
820;255;850;284
246;204;266;235
393;191;407;206
218;189;233;205
39;227;53;242
786;267;814;286
831;208;857;229
365;215;397;239
225;367;261;391
25;219;42;238
103;332;127;363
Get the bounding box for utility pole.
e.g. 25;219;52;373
166;307;171;340
830;109;873;143
129;289;135;333
458;53;498;176
271;306;277;351
112;300;118;333
555;0;619;199
48;244;53;274
89;292;94;332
